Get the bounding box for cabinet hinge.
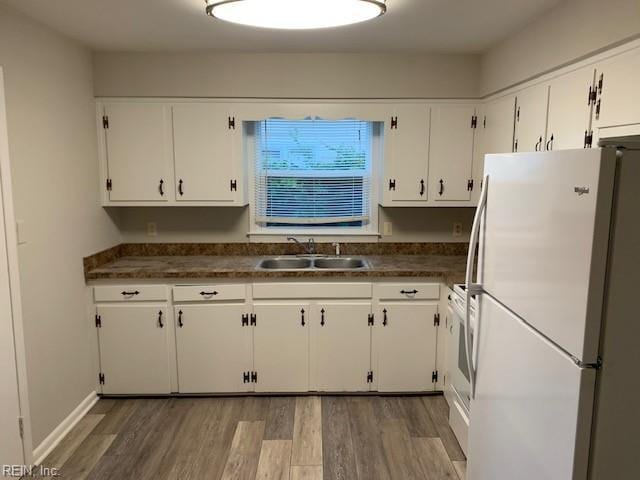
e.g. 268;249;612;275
102;115;109;129
483;115;487;128
467;179;474;191
588;86;597;105
18;417;24;438
95;314;102;328
230;179;237;191
228;116;235;129
243;371;250;383
584;130;594;149
366;371;374;383
597;73;604;94
251;371;258;383
106;178;112;191
471;115;478;129
434;313;440;326
516;106;520;122
390;116;398;129
368;313;374;326
388;179;396;191
595;99;601;120
513;139;518;152
432;370;438;383
242;314;249;327
99;373;105;385
250;313;256;326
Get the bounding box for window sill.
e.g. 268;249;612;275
247;230;382;243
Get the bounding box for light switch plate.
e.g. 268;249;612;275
147;222;157;237
383;221;393;236
452;222;463;237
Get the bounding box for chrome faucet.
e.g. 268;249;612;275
287;237;316;255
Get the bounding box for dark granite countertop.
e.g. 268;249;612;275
84;254;468;287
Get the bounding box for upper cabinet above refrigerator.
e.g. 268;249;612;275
592;47;640;141
546;66;596;150
513;83;549;153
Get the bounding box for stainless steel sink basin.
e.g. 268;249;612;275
258;257;313;270
313;257;368;269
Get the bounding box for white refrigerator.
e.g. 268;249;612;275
465;141;640;479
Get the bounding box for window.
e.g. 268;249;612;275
252;118;376;234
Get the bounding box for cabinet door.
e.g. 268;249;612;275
97;305;171;394
103;103;172;201
472;96;515;201
175;304;252;393
375;303;438;392
386;104;430;202
172;103;237;202
594;48;640;130
312;302;371;392
513;83;549;153
547;67;595;150
430;105;476;201
253;303;309;392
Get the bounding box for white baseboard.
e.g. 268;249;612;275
32;390;99;465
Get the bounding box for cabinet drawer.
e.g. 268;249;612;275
94;285;168;302
252;282;372;299
173;284;247;302
375;283;440;300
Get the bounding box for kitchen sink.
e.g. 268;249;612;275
258;258;313;269
313;257;368;269
257;256;369;270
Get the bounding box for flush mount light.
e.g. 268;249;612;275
205;0;386;30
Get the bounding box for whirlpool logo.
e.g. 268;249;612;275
574;186;590;196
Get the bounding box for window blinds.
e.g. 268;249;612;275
254;118;372;226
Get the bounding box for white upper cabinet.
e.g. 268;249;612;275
101;103;173;202
383;104;430;203
429;105;476;202
513;83;549;153
546;67;596;150
593;48;640;133
172;103;239;203
472;95;516;201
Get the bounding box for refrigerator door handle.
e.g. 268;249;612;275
465;174;489;399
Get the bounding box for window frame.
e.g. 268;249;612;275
247;119;381;241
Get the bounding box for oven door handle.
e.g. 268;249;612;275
465;174;488;400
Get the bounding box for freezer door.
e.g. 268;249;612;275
479;149;616;362
468;295;596;480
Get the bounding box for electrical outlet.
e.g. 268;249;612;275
383;221;393;236
147;222;157;237
452;222;463;237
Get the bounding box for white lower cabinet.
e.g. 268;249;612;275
312;302;372;392
374;303;438;392
253;302;310;392
175;304;252;393
96;305;172;394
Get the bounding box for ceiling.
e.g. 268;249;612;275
3;0;562;53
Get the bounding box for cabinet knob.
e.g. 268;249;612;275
383;309;388;326
419;179;425;196
320;308;325;326
301;308;305;326
158;311;164;328
158;179;164;196
438;179;444;196
178;179;184;196
178;310;183;328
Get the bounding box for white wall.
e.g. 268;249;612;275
114;206;474;244
0;4;121;446
480;0;640;95
92;52;481;99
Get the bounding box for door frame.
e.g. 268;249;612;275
0;66;34;463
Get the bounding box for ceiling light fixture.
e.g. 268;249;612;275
205;0;386;30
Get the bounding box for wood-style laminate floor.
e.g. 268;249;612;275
40;395;466;480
